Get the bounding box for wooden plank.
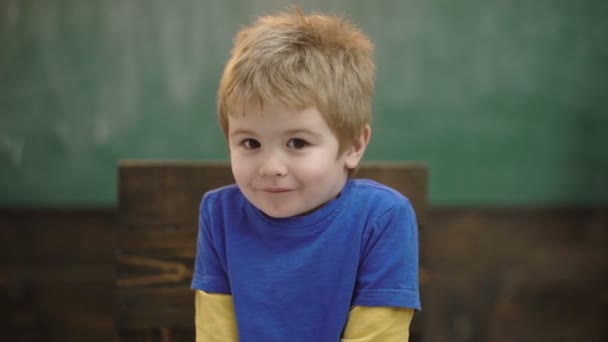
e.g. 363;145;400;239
0;209;116;263
421;207;608;342
3;207;607;341
115;286;194;330
0;209;118;342
117;329;194;342
116;224;197;258
3;282;116;338
115;253;193;289
115;222;197;295
118;160;428;225
118;161;236;225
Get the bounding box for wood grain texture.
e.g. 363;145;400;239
0;209;118;342
421;207;608;342
2;206;607;341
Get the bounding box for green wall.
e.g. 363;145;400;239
1;0;607;207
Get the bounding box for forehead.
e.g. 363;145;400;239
228;102;332;134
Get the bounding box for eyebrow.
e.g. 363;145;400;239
229;129;321;137
229;129;257;137
284;129;321;137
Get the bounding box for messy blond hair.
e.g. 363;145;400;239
217;8;375;155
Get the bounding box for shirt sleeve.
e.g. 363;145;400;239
353;200;421;310
195;293;414;342
191;197;231;293
341;305;414;341
195;290;238;341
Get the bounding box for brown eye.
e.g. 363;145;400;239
242;139;261;149
287;138;309;149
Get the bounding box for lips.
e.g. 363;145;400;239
261;188;292;193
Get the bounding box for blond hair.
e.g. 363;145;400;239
217;9;375;155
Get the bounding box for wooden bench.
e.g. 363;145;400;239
115;160;428;341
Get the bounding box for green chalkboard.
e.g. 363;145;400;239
1;0;607;206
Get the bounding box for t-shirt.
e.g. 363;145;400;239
191;178;421;342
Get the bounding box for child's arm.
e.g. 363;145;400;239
342;306;414;341
195;290;238;341
343;198;419;341
195;287;413;341
195;290;413;342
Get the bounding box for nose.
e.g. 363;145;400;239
258;152;288;177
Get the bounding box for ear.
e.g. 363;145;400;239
344;124;371;169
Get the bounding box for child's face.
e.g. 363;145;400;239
228;102;356;218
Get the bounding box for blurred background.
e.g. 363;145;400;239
1;0;607;341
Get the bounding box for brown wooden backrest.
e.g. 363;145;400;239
115;160;428;341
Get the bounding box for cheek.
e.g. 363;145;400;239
230;154;252;183
294;157;339;182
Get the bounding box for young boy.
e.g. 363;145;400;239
191;8;420;341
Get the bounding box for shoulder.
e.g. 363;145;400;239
348;178;414;213
346;179;417;234
200;184;246;216
202;183;242;202
198;184;248;241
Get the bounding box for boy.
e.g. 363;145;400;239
191;8;420;341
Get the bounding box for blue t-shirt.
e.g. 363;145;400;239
191;178;421;342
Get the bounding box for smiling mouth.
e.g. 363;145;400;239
262;188;292;193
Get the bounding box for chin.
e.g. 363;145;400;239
258;204;304;219
261;208;294;219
